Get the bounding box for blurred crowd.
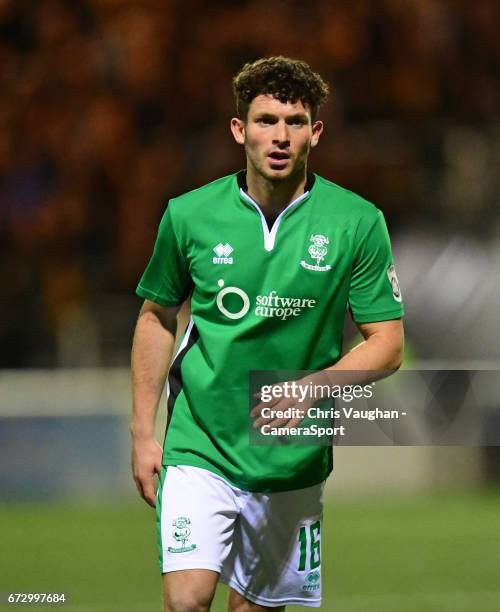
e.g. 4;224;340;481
0;0;498;367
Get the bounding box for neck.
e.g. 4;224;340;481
245;164;308;215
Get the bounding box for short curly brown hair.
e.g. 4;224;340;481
232;56;329;122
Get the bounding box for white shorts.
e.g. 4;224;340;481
157;465;324;608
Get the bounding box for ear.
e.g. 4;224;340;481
310;121;324;148
230;117;245;145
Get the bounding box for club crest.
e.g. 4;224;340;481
300;234;332;272
167;516;197;553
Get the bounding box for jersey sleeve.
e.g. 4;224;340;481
348;210;404;323
136;203;192;307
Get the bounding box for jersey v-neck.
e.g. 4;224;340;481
236;170;316;252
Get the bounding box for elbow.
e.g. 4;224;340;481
389;341;405;371
391;355;403;372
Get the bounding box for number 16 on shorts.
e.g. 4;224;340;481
298;520;321;571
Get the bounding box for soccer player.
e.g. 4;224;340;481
131;56;404;611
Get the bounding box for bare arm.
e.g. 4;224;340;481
326;318;404;376
252;319;404;428
131;299;181;507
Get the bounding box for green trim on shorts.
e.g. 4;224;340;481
156;465;168;571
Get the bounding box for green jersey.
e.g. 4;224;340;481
137;171;404;492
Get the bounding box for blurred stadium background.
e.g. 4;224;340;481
1;0;499;610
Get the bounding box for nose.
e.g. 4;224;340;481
272;121;290;146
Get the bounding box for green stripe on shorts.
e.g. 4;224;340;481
156;465;168;572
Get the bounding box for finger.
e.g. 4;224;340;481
267;417;293;429
141;479;156;508
252;402;305;427
253;413;276;428
287;417;304;429
266;420;300;436
252;387;283;400
252;408;281;427
251;389;282;400
133;476;152;507
133;476;144;499
251;403;267;417
251;394;283;416
251;395;292;417
154;459;162;475
250;404;263;418
134;474;156;508
268;409;307;428
250;402;273;418
263;406;306;425
254;416;290;430
252;416;267;428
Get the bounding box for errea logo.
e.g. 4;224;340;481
302;570;321;592
213;243;233;264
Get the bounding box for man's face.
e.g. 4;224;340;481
231;94;323;182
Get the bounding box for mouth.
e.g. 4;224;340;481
268;151;291;168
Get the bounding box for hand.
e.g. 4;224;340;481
131;436;163;507
251;377;315;432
